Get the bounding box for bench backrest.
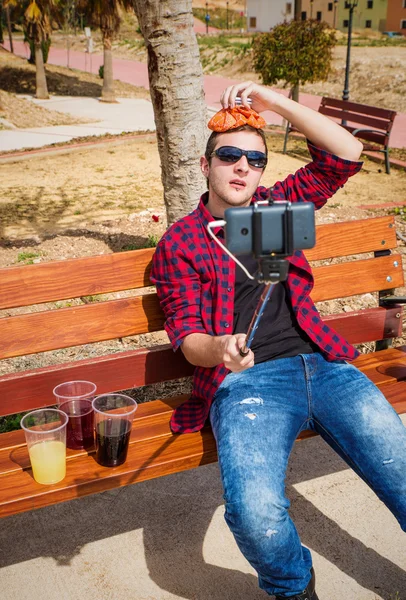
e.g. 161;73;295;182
0;216;403;417
319;97;396;146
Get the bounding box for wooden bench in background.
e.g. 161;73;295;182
0;215;405;519
283;97;397;174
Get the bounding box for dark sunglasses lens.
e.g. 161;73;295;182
215;146;266;168
216;147;242;163
247;152;267;168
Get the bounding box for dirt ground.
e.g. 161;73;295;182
1;133;406;252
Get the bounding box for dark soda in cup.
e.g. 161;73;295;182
95;419;132;467
92;393;137;468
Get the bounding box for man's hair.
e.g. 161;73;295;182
204;124;268;163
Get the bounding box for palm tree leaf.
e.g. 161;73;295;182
25;2;42;23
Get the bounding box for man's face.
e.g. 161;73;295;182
201;130;266;216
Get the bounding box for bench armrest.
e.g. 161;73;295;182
351;128;386;138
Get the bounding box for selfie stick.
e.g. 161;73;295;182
239;281;275;356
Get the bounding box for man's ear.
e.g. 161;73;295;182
200;156;209;179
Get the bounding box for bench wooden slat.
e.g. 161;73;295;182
319;106;392;134
0;426;218;519
0;337;404;421
320;97;397;121
305;216;396;261
0;294;164;359
311;254;403;302
0;249;153;310
0;402;190;475
353;345;406;385
0;254;402;360
0;328;403;420
323;307;402;345
0;346;193;416
1;377;405;519
0;395;187;450
0;218;397;311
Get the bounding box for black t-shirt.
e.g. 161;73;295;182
233;255;317;363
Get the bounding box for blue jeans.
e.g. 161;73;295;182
210;353;406;598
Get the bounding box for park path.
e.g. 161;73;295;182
4;39;406;148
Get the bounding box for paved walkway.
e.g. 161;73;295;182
4;39;406;149
0;95;156;152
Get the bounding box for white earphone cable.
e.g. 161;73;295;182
206;221;255;281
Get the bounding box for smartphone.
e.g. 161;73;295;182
224;202;315;256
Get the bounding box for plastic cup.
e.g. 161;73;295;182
92;394;137;467
53;381;96;450
21;409;68;485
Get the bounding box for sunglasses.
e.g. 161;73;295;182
210;146;267;169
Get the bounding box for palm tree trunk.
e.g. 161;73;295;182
134;0;207;224
0;2;4;45
34;41;49;99
5;5;13;53
100;34;117;103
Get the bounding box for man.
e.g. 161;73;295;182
150;81;406;599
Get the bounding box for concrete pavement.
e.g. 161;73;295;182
0;96;156;152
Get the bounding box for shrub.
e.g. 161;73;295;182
252;20;336;90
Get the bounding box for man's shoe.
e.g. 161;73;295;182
275;568;319;600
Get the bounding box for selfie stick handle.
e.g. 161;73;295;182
239;282;276;357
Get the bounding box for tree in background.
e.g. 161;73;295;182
4;0;14;52
76;0;133;103
4;0;59;99
133;0;207;225
252;19;336;102
0;2;4;44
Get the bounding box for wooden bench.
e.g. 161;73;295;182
283;97;397;174
0;215;405;519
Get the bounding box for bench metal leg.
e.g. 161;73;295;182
376;338;392;351
282;122;290;154
384;148;391;175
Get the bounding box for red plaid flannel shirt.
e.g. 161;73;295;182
150;143;363;433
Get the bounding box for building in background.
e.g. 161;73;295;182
385;0;406;34
245;0;405;33
337;0;388;32
300;0;339;26
246;0;294;31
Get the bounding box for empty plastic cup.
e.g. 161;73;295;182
21;409;68;485
53;381;96;450
92;394;137;467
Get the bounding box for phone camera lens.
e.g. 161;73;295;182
241;228;249;236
